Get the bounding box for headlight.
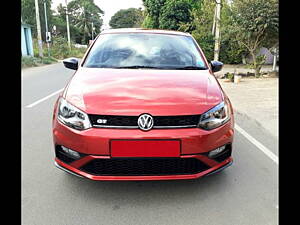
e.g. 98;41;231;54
57;98;91;130
198;101;230;130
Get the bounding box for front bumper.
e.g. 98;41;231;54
53;116;234;181
54;156;233;181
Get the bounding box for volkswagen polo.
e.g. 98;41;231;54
52;28;234;180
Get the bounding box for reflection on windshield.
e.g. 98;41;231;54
84;33;207;70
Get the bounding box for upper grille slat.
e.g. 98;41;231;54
88;114;201;129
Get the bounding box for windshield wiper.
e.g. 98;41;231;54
113;65;163;69
173;66;208;70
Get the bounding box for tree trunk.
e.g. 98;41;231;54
250;51;260;78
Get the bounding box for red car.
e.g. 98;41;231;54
52;28;234;181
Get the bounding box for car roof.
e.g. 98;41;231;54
100;28;191;37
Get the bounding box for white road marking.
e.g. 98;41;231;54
235;124;278;165
25;88;64;108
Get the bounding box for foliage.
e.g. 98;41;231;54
189;0;247;63
247;55;266;78
141;0;278;67
67;0;104;44
230;0;278;76
109;8;144;29
51;4;82;43
142;14;157;28
159;0;193;31
22;0;104;44
22;56;40;67
142;0;197;31
224;72;234;82
50;36;87;59
188;0;215;61
49;36;72;59
21;56;57;68
142;0;166;28
32;37;87;60
22;0;279;70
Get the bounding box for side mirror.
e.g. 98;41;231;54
63;58;78;70
210;60;223;72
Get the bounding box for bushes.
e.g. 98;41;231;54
32;36;87;61
219;38;247;64
50;36;71;59
22;56;40;68
25;36;87;68
21;56;57;68
50;36;87;59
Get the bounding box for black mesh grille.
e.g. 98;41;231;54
153;115;200;127
80;158;210;176
88;114;201;128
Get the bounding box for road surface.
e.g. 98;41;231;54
22;63;278;225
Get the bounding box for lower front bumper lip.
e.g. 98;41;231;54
54;161;85;179
54;157;233;181
204;160;233;177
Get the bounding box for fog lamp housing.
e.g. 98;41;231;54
208;145;227;158
61;146;81;159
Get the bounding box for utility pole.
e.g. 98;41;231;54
92;21;94;40
65;0;71;50
91;13;95;40
272;47;277;72
213;0;221;61
43;1;50;57
34;0;43;57
212;6;217;35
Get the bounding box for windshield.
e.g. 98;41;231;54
83;33;208;70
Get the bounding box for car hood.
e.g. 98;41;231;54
63;68;223;115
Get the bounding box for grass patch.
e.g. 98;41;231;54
22;56;58;68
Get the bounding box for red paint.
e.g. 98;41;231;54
52;28;235;181
110;140;180;157
53;119;234;156
55;157;233;181
63;68;223;115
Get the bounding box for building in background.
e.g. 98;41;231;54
21;23;34;57
243;47;277;65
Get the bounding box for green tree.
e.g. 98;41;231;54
219;1;247;64
185;0;247;64
188;0;215;61
142;0;166;28
67;0;104;44
52;4;82;43
159;0;193;31
142;0;198;30
230;0;278;77
109;8;144;29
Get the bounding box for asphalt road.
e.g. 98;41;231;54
21;63;278;225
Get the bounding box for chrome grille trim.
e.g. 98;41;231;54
93;125;139;129
92;125;198;129
89;114;201;129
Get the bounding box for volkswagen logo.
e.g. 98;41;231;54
137;114;154;131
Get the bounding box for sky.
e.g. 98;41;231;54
51;0;144;30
